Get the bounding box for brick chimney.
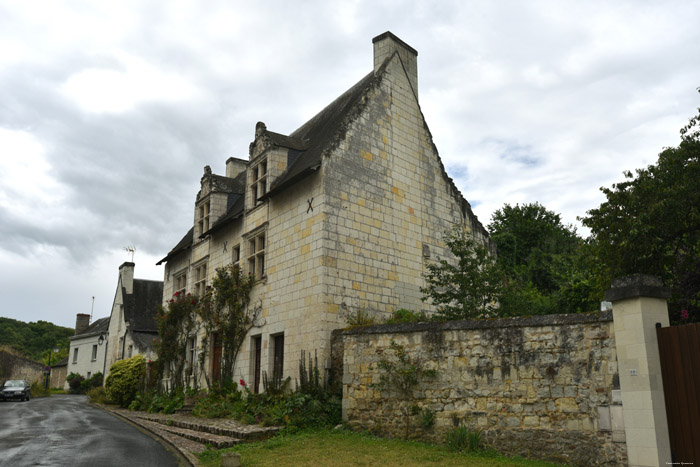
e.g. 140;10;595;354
372;31;418;100
75;313;90;335
119;262;135;295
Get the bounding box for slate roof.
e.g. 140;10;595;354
51;356;69;368
123;279;164;332
156;227;194;265
69;316;110;340
131;331;159;352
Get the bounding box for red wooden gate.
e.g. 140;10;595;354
657;323;700;463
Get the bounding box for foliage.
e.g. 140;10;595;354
385;309;430;324
0;317;73;362
370;340;437;439
418;407;435;429
154;291;200;391
197;429;562;467
421;226;503;320
87;386;111;404
445;426;482;452
344;309;378;327
192;351;341;429
129;390;185;414
105;355;146;407
30;381;50;398
489;203;601;315
197;263;258;387
582;97;700;323
66;372;85;393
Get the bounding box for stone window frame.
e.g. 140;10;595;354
193;261;208;297
247;231;266;279
72;347;78;364
185;335;196;375
174;270;187;296
249;158;268;208
196;199;211;237
91;344;98;362
232;244;241;268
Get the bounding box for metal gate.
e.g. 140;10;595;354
657;322;700;463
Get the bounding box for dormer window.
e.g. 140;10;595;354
197;200;210;237
250;159;267;207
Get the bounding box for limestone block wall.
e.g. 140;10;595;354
338;312;627;466
0;349;43;383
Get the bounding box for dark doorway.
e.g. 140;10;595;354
212;332;222;384
272;334;284;382
253;335;262;393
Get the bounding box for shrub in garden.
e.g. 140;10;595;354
67;372;85;394
105;355;146;407
87;386;111;404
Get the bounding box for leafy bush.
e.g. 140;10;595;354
67;372;85;393
385;309;430;324
87;386;111;404
344;309;377;327
105;355;146;407
445;426;482;452
30;381;50;398
129;390;185;414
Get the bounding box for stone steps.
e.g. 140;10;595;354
132;412;281;441
139;418;241;449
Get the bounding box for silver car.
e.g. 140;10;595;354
1;380;31;401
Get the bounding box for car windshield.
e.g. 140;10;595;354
3;380;24;388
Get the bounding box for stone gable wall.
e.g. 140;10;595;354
336;312;627;466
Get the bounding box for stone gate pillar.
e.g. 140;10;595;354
605;274;672;467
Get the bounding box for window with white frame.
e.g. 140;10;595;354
72;348;78;364
194;263;207;296
197;200;210;237
247;232;265;279
91;345;98;361
174;272;187;296
249;159;267;207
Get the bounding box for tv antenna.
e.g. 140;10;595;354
124;246;135;262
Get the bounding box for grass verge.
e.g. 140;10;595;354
198;428;566;467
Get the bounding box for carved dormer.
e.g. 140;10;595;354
246;122;307;210
194;164;242;239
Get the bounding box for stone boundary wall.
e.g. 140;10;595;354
333;311;627;466
0;349;44;383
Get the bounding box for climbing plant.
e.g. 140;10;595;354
197;263;259;387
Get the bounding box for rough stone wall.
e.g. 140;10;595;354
339;312;627;466
0;349;43;383
50;365;67;389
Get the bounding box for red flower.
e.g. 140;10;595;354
681;309;689;320
169;299;174;303
239;379;246;387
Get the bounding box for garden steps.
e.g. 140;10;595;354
138;418;241;449
128;411;282;441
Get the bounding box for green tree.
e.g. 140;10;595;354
421;226;502;320
582;95;700;322
489;203;601;315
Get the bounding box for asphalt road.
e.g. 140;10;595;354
0;394;184;467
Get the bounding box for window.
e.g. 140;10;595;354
249;159;267;207
127;345;133;358
87;372;91;379
174;272;187;296
91;345;98;361
72;348;78;364
186;336;196;372
197;200;210;236
232;245;241;268
247;232;265;279
194;263;207;296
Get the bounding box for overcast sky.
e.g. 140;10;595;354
1;0;699;329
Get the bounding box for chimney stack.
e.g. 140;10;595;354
119;262;135;295
226;157;247;179
372;31;418;100
75;313;90;335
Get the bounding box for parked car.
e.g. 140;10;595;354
1;380;31;401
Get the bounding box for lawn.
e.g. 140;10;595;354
199;429;566;467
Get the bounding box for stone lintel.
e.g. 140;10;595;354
604;274;671;302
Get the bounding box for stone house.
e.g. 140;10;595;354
157;32;489;391
50;356;68;389
66;314;110;387
103;262;164;378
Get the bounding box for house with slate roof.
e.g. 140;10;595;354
157;32;489;392
103;262;164;378
66;315;110;386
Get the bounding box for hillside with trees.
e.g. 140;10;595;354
0;317;74;363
